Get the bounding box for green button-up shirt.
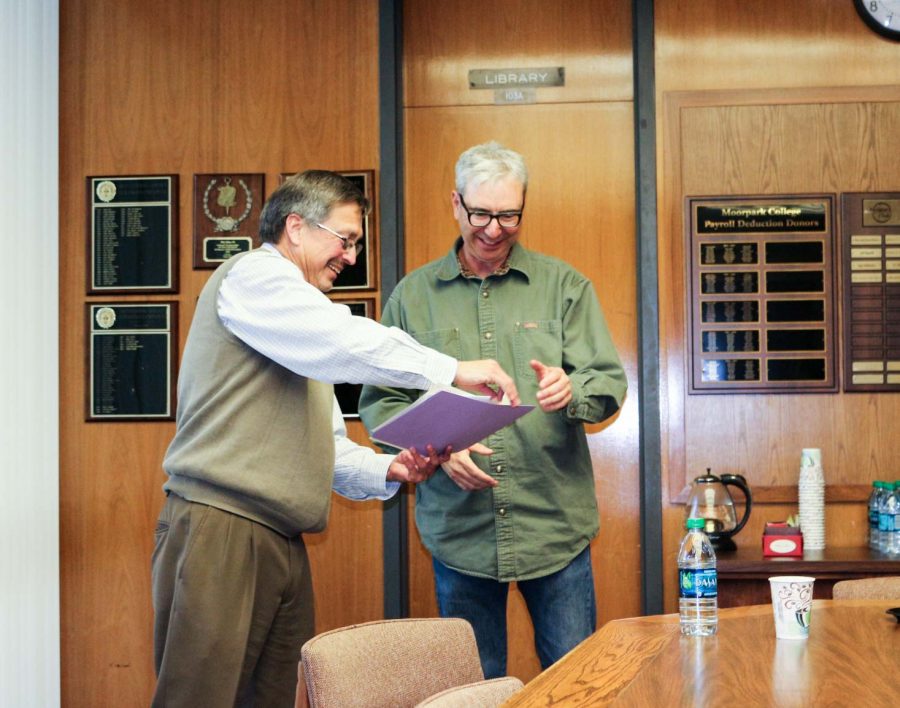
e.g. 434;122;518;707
359;240;627;581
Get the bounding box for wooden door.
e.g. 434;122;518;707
402;0;640;681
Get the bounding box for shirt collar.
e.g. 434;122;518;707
436;237;531;283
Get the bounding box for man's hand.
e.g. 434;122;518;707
530;359;572;413
454;360;520;405
442;443;497;491
387;445;451;484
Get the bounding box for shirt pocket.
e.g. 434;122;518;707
411;327;462;361
513;319;563;378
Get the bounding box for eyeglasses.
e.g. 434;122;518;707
458;194;523;229
316;222;364;255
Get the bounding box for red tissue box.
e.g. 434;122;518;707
762;522;803;557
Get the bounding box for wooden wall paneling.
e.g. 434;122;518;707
60;1;383;705
655;0;900;94
655;0;900;614
657;87;900;612
403;0;632;107
666;90;900;500
305;495;385;629
402;98;639;682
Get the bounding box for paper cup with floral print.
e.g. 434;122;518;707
769;576;815;639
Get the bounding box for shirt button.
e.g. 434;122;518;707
482;290;490;298
498;508;507;516
484;332;492;340
495;465;503;474
568;406;577;415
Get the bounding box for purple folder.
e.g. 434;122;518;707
370;388;534;452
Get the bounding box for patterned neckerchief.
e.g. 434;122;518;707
456;247;511;279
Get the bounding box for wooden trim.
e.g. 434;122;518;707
672;483;871;505
378;0;408;620
665;84;900;111
718;545;900;576
634;0;665;616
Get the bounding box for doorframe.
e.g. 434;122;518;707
377;0;666;617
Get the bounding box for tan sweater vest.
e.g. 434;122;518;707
163;251;335;536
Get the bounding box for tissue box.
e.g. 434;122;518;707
762;522;803;557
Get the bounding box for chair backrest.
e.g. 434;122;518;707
414;676;525;707
300;617;484;708
832;576;900;600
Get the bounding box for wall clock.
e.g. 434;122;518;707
854;0;900;40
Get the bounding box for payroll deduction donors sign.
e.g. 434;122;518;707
686;195;837;394
468;67;564;105
696;203;827;234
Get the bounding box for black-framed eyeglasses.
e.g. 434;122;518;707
316;222;364;255
458;195;523;229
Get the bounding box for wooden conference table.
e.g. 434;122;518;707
503;600;900;706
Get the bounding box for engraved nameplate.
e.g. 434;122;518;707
863;199;900;226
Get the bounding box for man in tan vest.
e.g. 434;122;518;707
152;170;519;707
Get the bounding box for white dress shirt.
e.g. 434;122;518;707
217;243;457;500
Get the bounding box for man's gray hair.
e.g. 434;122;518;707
258;170;369;244
454;141;529;195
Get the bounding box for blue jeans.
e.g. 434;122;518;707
432;546;596;679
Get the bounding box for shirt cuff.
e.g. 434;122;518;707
424;350;458;388
361;453;401;500
563;393;593;423
563;392;607;424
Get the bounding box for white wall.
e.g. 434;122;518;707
0;0;60;705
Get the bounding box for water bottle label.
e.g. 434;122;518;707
869;509;878;526
879;513;895;532
679;568;717;599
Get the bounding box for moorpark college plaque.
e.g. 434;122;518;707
686;195;838;394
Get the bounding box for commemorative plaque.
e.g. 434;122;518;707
280;170;377;290
86;302;177;421
87;175;178;293
840;192;900;392
331;298;376;418
686;195;838;393
192;173;264;268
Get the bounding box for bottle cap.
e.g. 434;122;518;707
686;517;705;529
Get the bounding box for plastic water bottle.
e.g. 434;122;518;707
881;483;900;556
678;517;718;636
876;482;889;553
892;482;900;555
869;481;883;551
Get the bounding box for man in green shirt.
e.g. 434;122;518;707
359;142;627;678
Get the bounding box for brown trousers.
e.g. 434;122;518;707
152;493;314;707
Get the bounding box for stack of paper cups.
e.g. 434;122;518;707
798;448;825;550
